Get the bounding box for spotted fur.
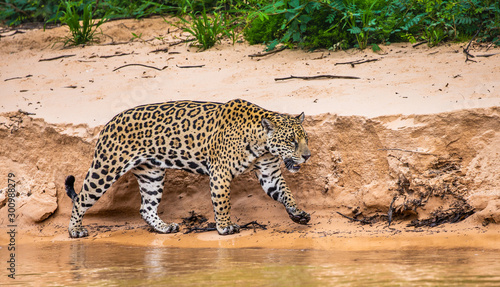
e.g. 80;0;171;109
65;99;311;238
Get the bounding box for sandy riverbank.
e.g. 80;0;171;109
1;17;499;250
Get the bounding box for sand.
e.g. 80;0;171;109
0;17;499;249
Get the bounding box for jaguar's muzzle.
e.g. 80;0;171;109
284;158;301;172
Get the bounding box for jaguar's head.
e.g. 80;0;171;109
262;112;311;173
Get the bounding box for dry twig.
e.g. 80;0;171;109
476;53;500;58
97;52;134;59
150;47;169;53
169;38;195;47
463;26;482;63
240;221;267;231
412;40;428;48
176;64;205;68
249;46;286;58
183;226;217;234
275;75;360;81
100;41;131;46
39;54;76;62
113;64;168;72
335;58;379;67
4;74;32;82
336;211;372;224
18;109;35;116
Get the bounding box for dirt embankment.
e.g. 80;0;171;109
0;107;499;247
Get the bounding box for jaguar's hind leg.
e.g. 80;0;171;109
132;165;179;234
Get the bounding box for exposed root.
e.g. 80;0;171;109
340;154;475;228
407;202;475;228
240;221;267;231
389;154;473;227
337;211;386;225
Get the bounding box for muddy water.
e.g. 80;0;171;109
5;242;500;286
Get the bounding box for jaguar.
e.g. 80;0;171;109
65;99;311;238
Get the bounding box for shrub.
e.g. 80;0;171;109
242;0;500;50
244;13;285;45
0;0;60;26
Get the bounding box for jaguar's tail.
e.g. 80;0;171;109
65;175;77;201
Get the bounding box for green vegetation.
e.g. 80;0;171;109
55;1;108;46
1;0;499;50
177;9;239;50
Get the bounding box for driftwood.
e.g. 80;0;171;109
249;46;286;58
275;75;360;81
39;54;76;62
112;64;168;72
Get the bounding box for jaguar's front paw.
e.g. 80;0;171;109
287;207;311;225
217;222;240;235
69;227;89;238
156;222;180;234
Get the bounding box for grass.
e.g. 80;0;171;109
177;10;228;50
55;1;108;46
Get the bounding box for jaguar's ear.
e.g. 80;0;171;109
296;112;305;123
261;117;275;134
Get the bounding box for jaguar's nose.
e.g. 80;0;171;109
302;154;311;161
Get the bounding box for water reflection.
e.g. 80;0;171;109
4;242;500;286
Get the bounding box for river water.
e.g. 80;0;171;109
3;242;500;286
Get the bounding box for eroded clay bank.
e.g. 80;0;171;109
0;108;499;248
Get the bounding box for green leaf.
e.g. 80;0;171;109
298;15;312;24
266;39;280;51
289;0;300;9
348;27;362;34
